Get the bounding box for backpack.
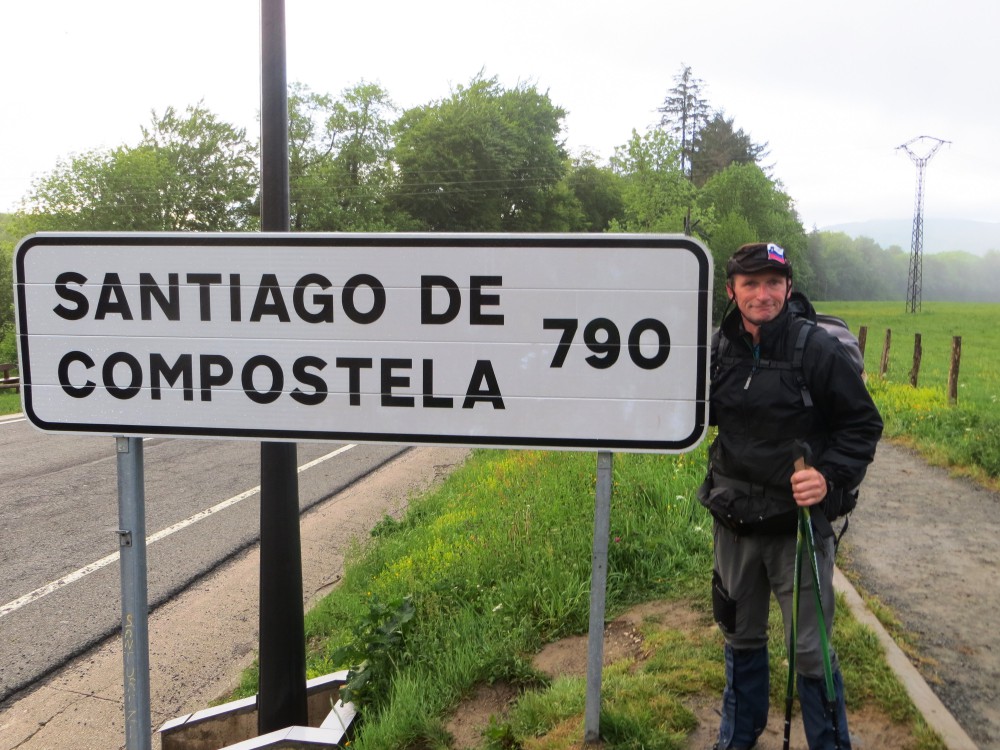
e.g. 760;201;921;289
787;313;865;407
813;313;865;375
787;315;863;548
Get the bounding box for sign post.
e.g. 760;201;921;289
257;0;308;733
116;436;151;750
584;450;613;742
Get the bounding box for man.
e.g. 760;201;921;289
699;242;883;749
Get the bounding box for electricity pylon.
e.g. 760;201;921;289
897;136;949;313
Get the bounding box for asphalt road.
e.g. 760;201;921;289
0;414;405;703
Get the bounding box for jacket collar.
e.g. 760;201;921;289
720;301;794;355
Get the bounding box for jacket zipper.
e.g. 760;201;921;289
743;342;760;390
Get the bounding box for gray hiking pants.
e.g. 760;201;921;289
712;520;839;679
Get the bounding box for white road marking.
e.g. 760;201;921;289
0;443;357;619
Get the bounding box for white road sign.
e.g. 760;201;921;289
15;233;712;452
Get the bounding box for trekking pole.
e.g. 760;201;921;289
801;504;841;748
794;453;842;749
800;506;836;699
782;512;805;750
793;457;837;703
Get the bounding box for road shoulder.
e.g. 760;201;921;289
0;446;469;750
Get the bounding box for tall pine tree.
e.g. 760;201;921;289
658;65;711;178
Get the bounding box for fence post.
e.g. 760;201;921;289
857;325;868;360
879;328;892;378
947;336;962;405
909;333;922;387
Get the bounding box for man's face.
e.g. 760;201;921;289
727;271;791;328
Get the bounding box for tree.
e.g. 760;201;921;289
698;163;807;317
390;74;569;231
288;81;403;231
137;104;258;230
699;163;804;249
706;212;756;319
563;154;625;232
658;65;711;178
24;103;258;231
0;215;17;363
690;112;769;188
609;128;700;234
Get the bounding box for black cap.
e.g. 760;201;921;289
726;242;792;277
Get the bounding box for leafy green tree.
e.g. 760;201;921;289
0;211;49;362
288;81;404;230
532;177;588;232
658;65;711;178
390;74;569;231
690;112;769;187
609;128;700;234
699;164;805;254
24;103;258;231
807;231;907;301
698;163;807;316
706;212;755;319
0;217;15;363
563;154;625;232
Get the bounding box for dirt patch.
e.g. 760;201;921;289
445;682;521;750
445;600;913;750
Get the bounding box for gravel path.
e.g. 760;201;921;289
842;440;1000;748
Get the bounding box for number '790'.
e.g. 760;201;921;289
543;318;670;370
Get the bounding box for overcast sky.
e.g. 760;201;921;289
2;0;997;230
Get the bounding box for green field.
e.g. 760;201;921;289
820;301;998;411
818;301;1000;484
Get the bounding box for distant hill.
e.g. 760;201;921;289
819;219;1000;256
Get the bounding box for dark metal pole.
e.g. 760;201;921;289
258;0;308;734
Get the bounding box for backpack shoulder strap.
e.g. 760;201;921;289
791;318;816;369
791;318;817;407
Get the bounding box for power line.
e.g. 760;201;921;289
897;135;949;313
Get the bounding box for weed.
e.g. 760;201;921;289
329;594;416;709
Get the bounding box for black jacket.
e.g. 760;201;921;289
704;294;883;530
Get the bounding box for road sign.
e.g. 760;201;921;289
15;233;712;452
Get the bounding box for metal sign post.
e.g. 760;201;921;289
116;436;151;750
584;450;613;743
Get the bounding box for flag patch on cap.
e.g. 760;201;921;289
767;243;786;264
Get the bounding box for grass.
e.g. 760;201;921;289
0;389;20;415
818;302;998;410
228;448;946;750
819;301;1000;486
